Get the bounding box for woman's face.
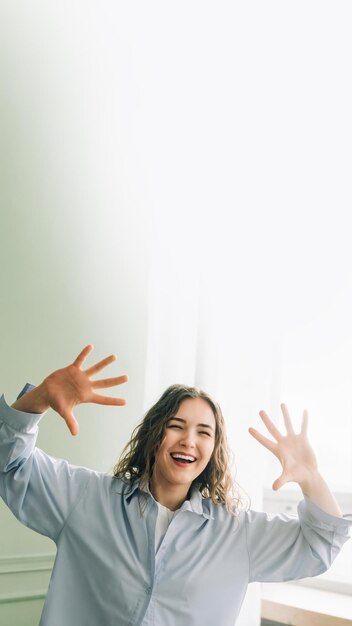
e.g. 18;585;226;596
152;397;216;492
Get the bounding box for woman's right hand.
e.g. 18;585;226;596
12;345;128;436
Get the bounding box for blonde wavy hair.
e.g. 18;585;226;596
113;384;246;517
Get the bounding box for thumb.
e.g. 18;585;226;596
272;473;287;491
62;411;79;436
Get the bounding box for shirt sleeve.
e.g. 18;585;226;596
245;497;352;583
0;391;91;543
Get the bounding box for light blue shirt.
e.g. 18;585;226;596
1;392;351;626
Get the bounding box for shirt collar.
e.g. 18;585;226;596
121;477;214;520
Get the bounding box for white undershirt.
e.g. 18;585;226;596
155;502;179;553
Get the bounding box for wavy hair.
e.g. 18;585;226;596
113;384;246;517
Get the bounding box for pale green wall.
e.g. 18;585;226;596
0;4;152;624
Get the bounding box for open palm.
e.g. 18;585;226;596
43;345;128;436
249;403;318;490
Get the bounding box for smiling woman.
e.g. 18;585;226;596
114;385;240;515
1;346;352;626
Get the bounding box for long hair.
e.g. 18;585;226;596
113;384;246;517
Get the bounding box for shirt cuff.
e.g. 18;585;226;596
299;495;352;530
0;392;45;432
16;383;36;400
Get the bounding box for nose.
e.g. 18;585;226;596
179;430;196;448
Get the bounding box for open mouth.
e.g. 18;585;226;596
170;453;197;467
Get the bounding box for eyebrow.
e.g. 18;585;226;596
168;416;214;431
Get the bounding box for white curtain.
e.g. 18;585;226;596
143;206;280;624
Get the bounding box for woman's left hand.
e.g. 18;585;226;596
249;404;319;490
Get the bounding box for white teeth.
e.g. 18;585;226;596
171;453;196;462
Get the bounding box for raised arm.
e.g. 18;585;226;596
248;403;342;517
11;344;128;435
0;346;128;540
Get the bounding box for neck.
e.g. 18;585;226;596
149;476;191;511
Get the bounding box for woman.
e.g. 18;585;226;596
0;345;351;626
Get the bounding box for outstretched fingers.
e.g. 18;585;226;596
85;354;118;376
73;344;94;369
280;403;295;435
92;374;129;390
301;409;309;436
90;393;127;406
248;427;277;453
258;410;282;441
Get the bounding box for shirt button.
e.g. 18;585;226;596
145;586;152;594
